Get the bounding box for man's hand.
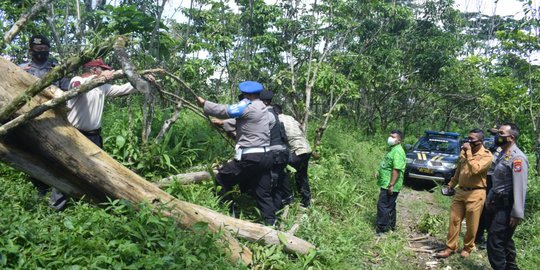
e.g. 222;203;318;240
211;118;223;126
143;74;156;83
387;185;394;195
462;142;471;151
196;96;206;107
509;217;521;227
100;70;115;80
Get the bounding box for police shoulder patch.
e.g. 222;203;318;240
513;159;522;173
70;81;81;88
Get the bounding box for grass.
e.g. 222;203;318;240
1;106;540;269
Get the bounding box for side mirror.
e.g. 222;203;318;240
405;144;412;150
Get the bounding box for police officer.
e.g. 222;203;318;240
475;125;501;248
196;81;276;225
19;34;69;202
19;34;69;91
487;123;528;270
259;90;291;210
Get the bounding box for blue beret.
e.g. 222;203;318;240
238;81;263;93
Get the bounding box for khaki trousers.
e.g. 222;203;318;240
446;188;486;251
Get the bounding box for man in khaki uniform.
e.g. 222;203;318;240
436;129;493;258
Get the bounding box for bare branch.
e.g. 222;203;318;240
155;101;183;143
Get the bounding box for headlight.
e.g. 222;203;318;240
442;162;456;169
406;158;413;164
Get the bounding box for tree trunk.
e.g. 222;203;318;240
0;59;315;264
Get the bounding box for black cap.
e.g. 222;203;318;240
29;35;50;48
260;89;274;101
488;125;500;135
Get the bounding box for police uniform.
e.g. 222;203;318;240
204;81;276;225
258;90;291;210
267;105;290;210
19;36;69;204
19;35;70;91
475;146;501;246
487;144;528;270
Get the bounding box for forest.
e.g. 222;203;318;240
1;0;539;269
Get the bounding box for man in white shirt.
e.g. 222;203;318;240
50;59;142;210
66;59;138;147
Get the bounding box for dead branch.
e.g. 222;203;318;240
154;101;183;143
405;247;434;254
407;236;429;242
113;36;156;143
156;170;217;187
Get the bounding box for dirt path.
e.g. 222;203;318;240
398;187;447;269
397;186;492;270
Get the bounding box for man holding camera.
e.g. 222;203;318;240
436;129;492;258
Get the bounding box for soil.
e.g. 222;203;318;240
397;183;491;270
398;185;447;269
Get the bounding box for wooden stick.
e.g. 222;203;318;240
407;236;429;242
405;247;434;254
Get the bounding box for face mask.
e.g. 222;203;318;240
32;51;49;62
494;134;510;146
387;136;397;146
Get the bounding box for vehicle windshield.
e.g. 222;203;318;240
413;137;460;154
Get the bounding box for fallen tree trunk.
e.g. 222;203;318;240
0;58;315;264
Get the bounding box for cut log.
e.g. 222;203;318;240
157;170;217;187
0;58;315;264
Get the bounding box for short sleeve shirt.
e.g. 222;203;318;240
377;144;407;192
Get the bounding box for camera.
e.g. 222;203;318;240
460;138;471;144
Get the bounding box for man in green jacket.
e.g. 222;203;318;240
376;130;406;235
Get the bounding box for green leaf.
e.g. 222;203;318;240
64;219;75;230
116;135;126;148
277;232;288;245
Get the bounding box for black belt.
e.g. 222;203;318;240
460;186;486;191
79;128;102;136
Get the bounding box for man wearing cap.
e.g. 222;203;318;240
19;34;70;91
19;34;70;199
475;125;501;248
259;90;291;210
48;59;141;210
196;81;276;225
273;105;313;208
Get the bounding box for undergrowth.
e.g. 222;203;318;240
1;103;539;269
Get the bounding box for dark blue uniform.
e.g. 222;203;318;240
487;144;528;270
